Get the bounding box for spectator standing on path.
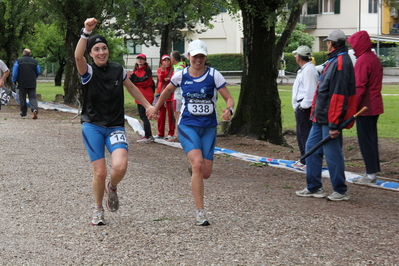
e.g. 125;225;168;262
0;59;10;88
291;46;318;171
0;59;10;110
147;40;235;226
348;31;384;184
75;18;155;225
154;55;175;139
129;54;155;143
12;49;40;119
168;50;186;142
296;30;357;201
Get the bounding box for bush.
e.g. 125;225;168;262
206;54;244;71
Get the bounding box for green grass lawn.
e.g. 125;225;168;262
37;82;399;139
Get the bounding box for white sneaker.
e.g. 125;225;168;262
165;135;174;140
352;174;377;185
292;161;305;168
196;209;210;226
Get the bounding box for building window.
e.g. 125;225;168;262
126;39;142;55
323;0;335;14
369;0;378;14
319;37;328;51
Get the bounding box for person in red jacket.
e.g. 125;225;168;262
154;55;175;139
348;31;384;184
129;54;155;143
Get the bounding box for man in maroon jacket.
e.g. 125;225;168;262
348;31;384;184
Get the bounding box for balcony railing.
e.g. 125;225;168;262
299;15;317;29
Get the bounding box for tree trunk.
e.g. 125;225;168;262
63;29;81;105
227;3;285;145
54;57;66;86
159;23;174;58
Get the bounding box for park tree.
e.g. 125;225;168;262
111;0;224;58
0;0;37;86
37;0;115;104
26;22;66;86
227;0;306;145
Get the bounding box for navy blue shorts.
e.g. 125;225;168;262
178;124;217;161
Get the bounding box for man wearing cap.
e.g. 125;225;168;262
291;45;318;170
296;30;357;201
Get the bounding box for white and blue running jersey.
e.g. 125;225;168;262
170;66;226;127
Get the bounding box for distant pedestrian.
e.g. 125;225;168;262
0;59;10;110
296;30;357;201
291;46;318;170
75;17;155;225
168;51;186;142
129;54;155;143
348;30;384;184
147;40;234;226
12;49;40;119
154;55;175;139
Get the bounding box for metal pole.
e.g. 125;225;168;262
377;0;381;56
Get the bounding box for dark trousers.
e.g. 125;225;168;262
18;87;38;116
356;115;381;174
295;108;312;164
137;104;152;138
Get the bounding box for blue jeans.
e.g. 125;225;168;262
305;122;347;194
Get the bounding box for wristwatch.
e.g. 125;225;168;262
80;28;91;39
227;107;234;115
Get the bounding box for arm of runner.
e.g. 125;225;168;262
219;86;234;121
75;18;98;75
147;82;176;119
124;78;154;113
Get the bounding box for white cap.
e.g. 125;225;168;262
187;40;208;56
292;45;312;57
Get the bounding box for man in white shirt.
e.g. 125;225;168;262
291;46;318;170
0;59;10;88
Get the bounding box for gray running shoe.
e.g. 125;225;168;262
105;181;119;212
327;191;350;201
295;187;326;198
196;209;210;226
92;207;106;225
352;175;377;185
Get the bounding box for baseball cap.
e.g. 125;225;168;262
323;30;347;42
87;35;108;53
292;45;312;57
187;40;208;56
137;53;147;60
161;55;170;60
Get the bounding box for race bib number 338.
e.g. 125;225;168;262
187;98;214;116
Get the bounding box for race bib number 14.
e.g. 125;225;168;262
110;130;128;146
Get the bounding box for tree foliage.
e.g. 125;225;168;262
0;0;37;86
276;22;315;53
111;0;224;57
227;0;303;145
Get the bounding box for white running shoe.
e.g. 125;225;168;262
196;209;210;226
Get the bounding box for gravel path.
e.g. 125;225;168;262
0;106;398;265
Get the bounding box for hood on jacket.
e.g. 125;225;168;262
348;31;372;58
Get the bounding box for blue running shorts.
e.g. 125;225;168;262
82;123;129;162
178;124;217;161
